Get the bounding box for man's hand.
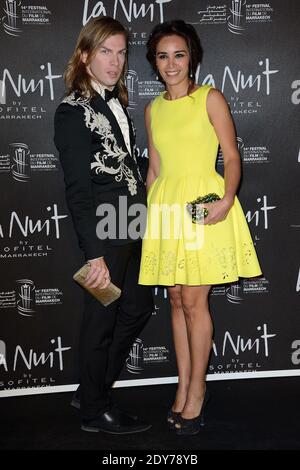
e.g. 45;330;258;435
84;257;111;289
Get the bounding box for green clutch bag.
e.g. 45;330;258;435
186;193;221;223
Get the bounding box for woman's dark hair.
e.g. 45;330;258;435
146;20;203;91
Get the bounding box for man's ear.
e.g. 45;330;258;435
81;50;88;64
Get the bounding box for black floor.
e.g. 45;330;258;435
1;377;300;453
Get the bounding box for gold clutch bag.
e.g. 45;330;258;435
73;263;121;307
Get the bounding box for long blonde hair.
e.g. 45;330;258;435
64;17;128;107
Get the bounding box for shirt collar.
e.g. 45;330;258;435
90;79;115;100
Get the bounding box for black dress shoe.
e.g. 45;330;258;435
110;404;138;421
70;392;80;410
81;409;152;434
70;385;81;409
70;393;138;422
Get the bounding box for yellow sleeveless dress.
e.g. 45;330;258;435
138;85;262;286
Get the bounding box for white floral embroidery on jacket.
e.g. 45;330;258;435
62;93;138;195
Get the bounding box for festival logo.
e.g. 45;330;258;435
126;338;144;374
1;0;52;37
125;69;139;108
10;143;30;182
2;0;22;36
16;279;35;316
126;336;170;374
0;278;63;316
125;68;164;105
211;277;269;301
0;143;59;181
218;137;271;165
194;0;274;35
227;0;246;35
226;282;244;304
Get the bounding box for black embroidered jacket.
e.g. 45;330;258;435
54;92;147;260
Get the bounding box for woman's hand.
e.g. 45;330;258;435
84;257;111;289
203;196;234;225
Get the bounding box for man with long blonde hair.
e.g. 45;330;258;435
54;17;153;434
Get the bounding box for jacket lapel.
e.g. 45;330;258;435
123;106;135;156
91;94;132;156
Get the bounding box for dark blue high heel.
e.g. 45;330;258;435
175;388;210;436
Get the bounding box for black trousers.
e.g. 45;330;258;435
79;240;153;421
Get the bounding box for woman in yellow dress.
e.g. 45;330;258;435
138;20;262;435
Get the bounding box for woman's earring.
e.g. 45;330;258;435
156;72;159;81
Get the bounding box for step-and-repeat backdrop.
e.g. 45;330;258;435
0;0;299;396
